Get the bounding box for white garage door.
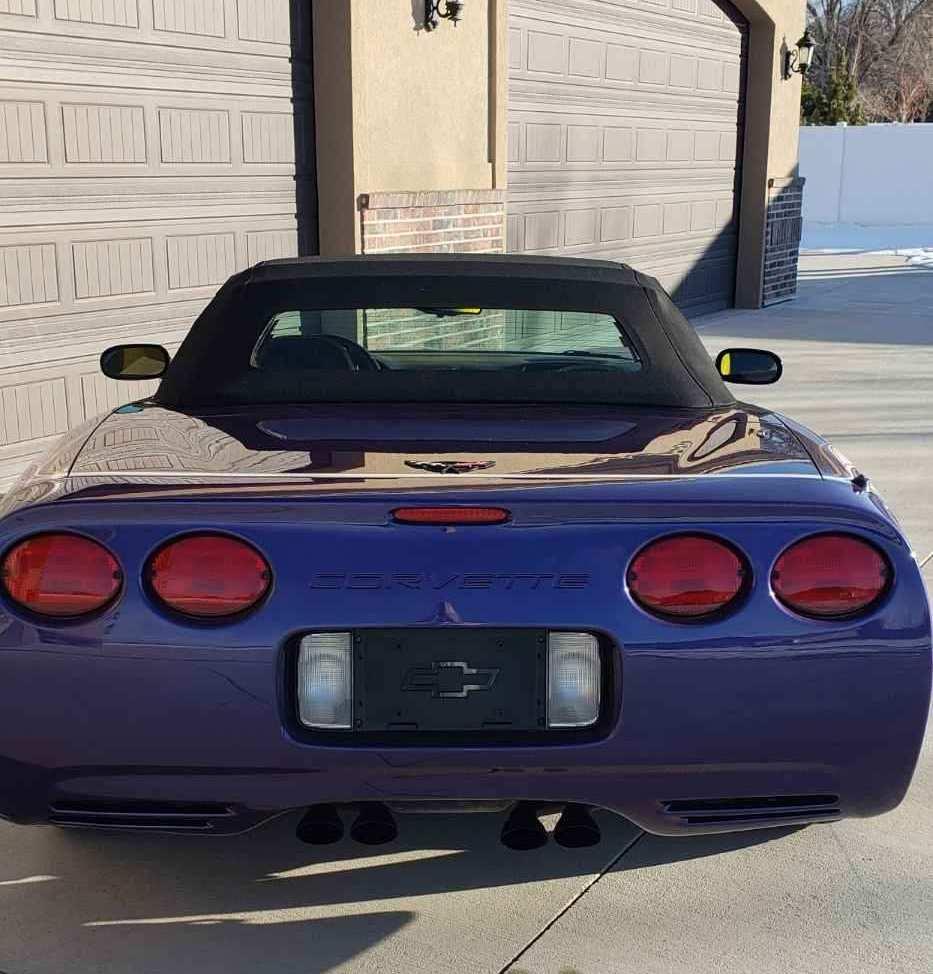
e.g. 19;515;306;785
508;0;748;314
0;0;314;488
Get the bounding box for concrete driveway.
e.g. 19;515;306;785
0;253;930;974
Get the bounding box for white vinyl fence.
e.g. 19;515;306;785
799;123;933;250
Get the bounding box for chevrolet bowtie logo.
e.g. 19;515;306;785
401;661;500;698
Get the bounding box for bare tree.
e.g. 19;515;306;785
862;0;933;120
805;0;933;122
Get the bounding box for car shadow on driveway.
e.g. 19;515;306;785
612;823;804;872
0;811;802;974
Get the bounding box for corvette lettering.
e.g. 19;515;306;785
309;572;590;591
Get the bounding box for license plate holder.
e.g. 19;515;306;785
356;629;547;733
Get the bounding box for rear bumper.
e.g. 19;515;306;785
22;765;854;837
1;624;929;837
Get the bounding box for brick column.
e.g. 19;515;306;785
358;190;506;255
762;177;806;306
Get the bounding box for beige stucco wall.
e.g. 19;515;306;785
314;0;806;306
313;0;506;254
351;1;497;194
751;0;807;178
733;0;807;305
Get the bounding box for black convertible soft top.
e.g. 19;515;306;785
156;255;734;409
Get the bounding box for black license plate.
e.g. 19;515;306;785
356;629;547;733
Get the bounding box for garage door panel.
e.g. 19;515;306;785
509;104;744;157
509;119;744;176
1;0;294;53
508;92;744;134
510;203;737;253
600;206;633;243
509;0;747;314
0;96;302;181
511;10;744;80
0;2;37;17
566;124;601;162
0;243;58;308
152;0;226;39
514;0;738;40
165;232;237;291
0;220;299;333
0;99;48;163
0;3;313;488
525;122;564;163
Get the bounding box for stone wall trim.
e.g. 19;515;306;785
762;176;805;306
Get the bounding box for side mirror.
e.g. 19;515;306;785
716;348;782;385
100;344;169;381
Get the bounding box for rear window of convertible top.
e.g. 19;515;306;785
250;308;641;371
207;307;647;405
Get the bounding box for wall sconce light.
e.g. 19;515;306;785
784;29;816;79
425;0;465;31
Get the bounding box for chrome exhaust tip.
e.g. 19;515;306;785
296;803;344;845
350;802;398;846
553;804;601;848
500;802;548;851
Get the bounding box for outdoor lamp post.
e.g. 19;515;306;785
425;0;466;31
785;29;816;78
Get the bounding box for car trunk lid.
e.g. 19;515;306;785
64;401;817;489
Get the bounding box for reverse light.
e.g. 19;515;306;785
147;534;271;618
627;534;748;620
0;532;122;618
772;533;890;619
392;507;510;525
297;632;354;729
547;632;601;727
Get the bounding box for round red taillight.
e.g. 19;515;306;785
772;533;890;619
0;533;122;618
627;534;748;620
147;535;271;618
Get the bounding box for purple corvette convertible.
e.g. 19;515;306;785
0;256;929;850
